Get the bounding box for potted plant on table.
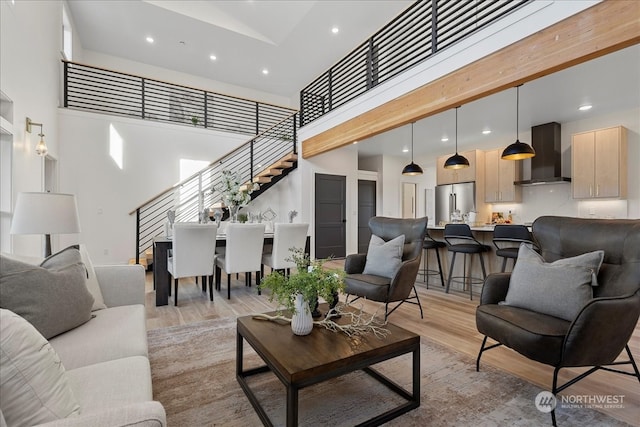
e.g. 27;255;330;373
259;248;345;335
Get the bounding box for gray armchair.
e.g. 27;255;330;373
344;216;428;319
476;216;640;426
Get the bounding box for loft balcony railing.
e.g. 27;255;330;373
299;0;531;127
63;60;296;136
129;112;298;263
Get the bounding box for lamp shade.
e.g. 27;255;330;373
402;162;424;175
444;153;470;169
10;192;81;235
501;140;536;160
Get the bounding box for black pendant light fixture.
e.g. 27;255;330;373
501;85;536;160
402;122;423;175
444;107;469;169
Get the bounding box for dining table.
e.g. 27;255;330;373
152;230;309;306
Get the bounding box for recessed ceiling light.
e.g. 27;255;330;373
482;129;492;135
146;36;154;43
441;137;449;142
402;147;409;153
331;27;339;34
579;104;593;111
210;55;217;61
352;141;358;145
262;68;269;75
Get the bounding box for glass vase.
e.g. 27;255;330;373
228;205;239;222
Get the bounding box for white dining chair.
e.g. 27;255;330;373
215;223;266;299
168;222;217;306
262;223;309;275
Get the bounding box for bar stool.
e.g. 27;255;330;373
420;231;446;288
444;224;491;300
492;224;533;272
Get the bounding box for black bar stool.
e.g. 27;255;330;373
492;224;533;272
444;223;491;300
420;231;446;288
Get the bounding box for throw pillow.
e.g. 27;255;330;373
503;244;604;321
0;248;94;339
362;234;405;279
78;244;107;311
0;309;81;426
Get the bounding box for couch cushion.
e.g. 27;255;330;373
0;249;94;339
0;309;80;426
50;305;148;370
476;304;570;366
66;356;153;415
502;244;604;321
362;234;404;279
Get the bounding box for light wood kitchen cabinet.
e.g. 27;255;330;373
437;149;483;185
572;126;627;199
484;148;522;203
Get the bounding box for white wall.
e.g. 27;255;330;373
0;0;65;256
80;50;293;109
57;108;248;263
243;169;301;227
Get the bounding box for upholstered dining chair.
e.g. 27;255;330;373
262;223;309;275
167;222;218;306
215;223;266;299
344;216;428;320
476;216;640;426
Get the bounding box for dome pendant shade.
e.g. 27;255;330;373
444;153;470;169
502;85;535;160
402;122;423;175
402;162;424;175
443;106;470;170
501;140;536;160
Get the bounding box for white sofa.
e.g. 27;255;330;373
0;254;166;427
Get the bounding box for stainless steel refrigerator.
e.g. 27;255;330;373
435;182;476;224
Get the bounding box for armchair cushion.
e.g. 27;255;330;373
362;234;405;279
503;244;604;321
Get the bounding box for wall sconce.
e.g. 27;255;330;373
26;117;48;156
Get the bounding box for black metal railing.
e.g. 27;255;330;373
299;0;530;126
131;112;298;262
63;60;296;136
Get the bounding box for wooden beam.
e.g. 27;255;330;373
302;0;640;159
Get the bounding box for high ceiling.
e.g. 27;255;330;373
67;0;412;100
67;1;639;162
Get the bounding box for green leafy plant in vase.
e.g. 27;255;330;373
259;248;345;332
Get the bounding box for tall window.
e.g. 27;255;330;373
62;6;72;60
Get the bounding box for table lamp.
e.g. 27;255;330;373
10;192;81;257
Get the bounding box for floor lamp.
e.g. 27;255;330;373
10;192;81;257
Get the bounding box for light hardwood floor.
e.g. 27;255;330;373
144;262;640;425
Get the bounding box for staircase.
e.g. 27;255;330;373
130;112;299;265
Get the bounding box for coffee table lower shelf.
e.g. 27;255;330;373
236;313;420;427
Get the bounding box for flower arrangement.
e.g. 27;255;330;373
215;170;258;208
259;248;345;315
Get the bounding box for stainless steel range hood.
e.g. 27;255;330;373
514;122;571;185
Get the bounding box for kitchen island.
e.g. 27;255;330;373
422;224;531;298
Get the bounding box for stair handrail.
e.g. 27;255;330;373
127;111;297;215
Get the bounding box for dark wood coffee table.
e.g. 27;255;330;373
236;307;420;426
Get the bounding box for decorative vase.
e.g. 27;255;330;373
228;205;239;222
291;293;313;336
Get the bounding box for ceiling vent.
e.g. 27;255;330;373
515;122;571;185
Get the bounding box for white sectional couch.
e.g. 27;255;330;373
0;250;166;427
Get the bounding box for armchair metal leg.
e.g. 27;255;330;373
475;335;502;372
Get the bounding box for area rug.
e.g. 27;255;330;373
148;317;629;426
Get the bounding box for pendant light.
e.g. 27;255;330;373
402;122;423;175
443;107;469;169
501;85;535;160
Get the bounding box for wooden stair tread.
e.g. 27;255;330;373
257;168;283;177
